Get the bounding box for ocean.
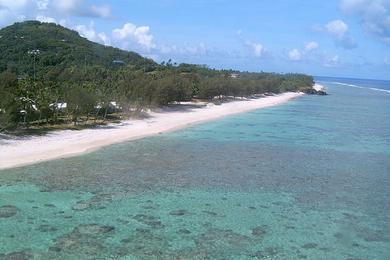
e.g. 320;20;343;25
0;77;389;259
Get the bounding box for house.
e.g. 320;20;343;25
113;60;125;65
49;102;67;110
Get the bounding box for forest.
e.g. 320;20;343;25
0;21;316;131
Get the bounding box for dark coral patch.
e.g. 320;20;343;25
0;249;33;260
47;223;115;258
251;226;267;237
302;243;318;249
76;224;115;235
38;225;58;233
169;209;189;216
117;218;130;224
285;225;295;230
141;205;155;210
177;229;191;235
356;227;389;242
133;214;164;229
194;228;252;257
118;228;170;258
0;205;19;218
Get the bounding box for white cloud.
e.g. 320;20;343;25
324;55;340;67
286;41;318;62
320;19;357;49
288;48;302;61
52;0;112;18
340;0;366;11
36;0;49;10
0;6;12;23
325;19;348;39
113;22;156;49
58;18;66;26
183;43;207;55
75;22;111;46
159;43;207;56
36;15;56;23
0;0;34;26
340;0;390;45
143;53;159;61
247;42;264;58
330;55;339;63
252;44;264;57
52;0;80;13
304;41;319;51
75;23;97;40
90;5;111;18
0;0;31;10
97;32;110;46
159;45;173;54
0;0;112;27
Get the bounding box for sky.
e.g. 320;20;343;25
0;0;389;80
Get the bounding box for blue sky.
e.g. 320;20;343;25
0;0;389;80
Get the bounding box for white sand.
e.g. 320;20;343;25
313;84;325;91
0;92;303;170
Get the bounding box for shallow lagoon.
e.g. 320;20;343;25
0;81;389;259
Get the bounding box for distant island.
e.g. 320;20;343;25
0;21;324;134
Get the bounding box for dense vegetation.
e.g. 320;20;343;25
0;21;315;131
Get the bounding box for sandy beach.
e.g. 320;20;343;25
0;92;303;170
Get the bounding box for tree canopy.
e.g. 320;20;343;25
0;21;316;131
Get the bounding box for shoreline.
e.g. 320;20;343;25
313;83;325;91
0;92;304;170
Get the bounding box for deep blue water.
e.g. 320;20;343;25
0;78;389;259
316;76;390;91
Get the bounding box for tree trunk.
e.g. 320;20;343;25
94;107;101;123
103;107;108;122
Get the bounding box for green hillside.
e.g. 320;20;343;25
0;21;155;77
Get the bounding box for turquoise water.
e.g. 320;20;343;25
0;79;389;259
